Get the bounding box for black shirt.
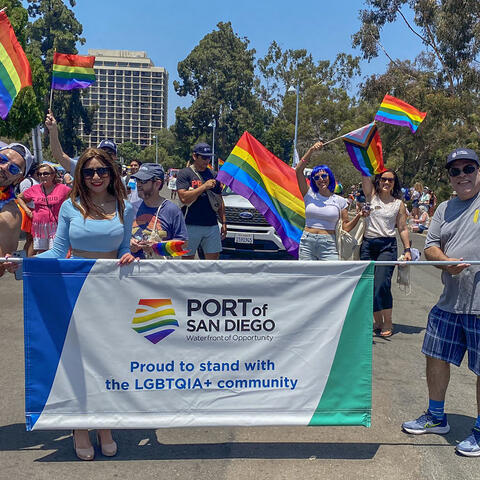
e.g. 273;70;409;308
176;166;222;226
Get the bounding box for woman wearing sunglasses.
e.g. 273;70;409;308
37;148;135;460
296;141;365;260
16;163;70;254
360;169;411;338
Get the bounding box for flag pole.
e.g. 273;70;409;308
322;121;377;146
49;48;56;111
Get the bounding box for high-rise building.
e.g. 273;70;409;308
80;49;168;149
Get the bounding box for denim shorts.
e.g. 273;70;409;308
422;305;480;375
298;231;338;261
186;224;222;255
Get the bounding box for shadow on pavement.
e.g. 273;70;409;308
1;421;475;462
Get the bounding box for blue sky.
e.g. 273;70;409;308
72;0;423;126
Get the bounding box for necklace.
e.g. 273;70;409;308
0;185;15;210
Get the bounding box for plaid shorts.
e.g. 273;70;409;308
422;305;480;375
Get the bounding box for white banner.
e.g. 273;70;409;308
24;259;374;429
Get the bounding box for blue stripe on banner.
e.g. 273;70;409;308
220;162;303;243
23;258;96;430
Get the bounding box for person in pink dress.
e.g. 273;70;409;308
16;163;70;254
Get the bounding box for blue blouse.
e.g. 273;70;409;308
38;198;134;258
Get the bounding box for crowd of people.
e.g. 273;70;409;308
0;112;479;459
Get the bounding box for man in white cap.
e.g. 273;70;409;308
0;143;34;276
402;147;480;457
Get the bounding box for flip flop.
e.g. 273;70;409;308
380;329;393;338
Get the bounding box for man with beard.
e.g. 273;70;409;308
130;163;187;259
0;143;33;276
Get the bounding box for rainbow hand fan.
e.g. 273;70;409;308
151;240;188;257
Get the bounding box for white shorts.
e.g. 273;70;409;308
33;236;54;251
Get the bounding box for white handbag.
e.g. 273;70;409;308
336;217;365;261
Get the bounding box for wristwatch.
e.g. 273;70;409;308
404;248;411;253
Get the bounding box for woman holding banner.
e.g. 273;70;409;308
360;169;411;337
296;141;365;260
37;148;135;460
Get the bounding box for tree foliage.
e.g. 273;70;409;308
352;1;480;199
173;22;272;161
117;141;141;164
0;1;45;140
26;0;95;156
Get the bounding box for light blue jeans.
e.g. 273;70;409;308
298;231;339;261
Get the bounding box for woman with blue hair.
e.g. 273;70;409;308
295;141;365;260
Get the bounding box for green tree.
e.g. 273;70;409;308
257;42;360;166
0;1;46;140
173;22;272;160
117;141;141;164
353;0;480;95
140;129;184;169
26;0;95;156
352;1;480;198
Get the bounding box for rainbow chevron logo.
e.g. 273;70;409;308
131;299;179;344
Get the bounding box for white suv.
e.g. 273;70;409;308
220;187;285;254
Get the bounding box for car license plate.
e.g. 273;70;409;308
234;233;254;244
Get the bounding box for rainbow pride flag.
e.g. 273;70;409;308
51;53;95;90
0;11;32;119
343;123;385;177
374;94;426;133
151;240;188;257
217;132;305;257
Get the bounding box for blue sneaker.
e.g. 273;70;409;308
456;428;480;457
402;411;450;435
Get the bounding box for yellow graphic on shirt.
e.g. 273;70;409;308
474;209;479;224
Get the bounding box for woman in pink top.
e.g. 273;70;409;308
16;163;70;253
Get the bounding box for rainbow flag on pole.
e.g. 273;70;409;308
51;53;95;90
374;94;426;133
0;11;32;119
217;132;305;257
343;123;385;177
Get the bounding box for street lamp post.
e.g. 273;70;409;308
209;118;216;170
153;135;158;164
288;81;300;165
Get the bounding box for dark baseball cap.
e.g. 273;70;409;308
193;142;213;157
445;148;479;168
97;139;117;155
131;163;165;181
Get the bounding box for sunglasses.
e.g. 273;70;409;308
380;177;395;183
0;153;22;176
82;167;112;178
448;164;477;177
313;173;329;181
37;172;53;177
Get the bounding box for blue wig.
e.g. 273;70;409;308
310;165;336;193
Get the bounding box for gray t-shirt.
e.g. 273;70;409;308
425;192;480;314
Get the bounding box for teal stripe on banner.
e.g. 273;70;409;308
309;262;374;426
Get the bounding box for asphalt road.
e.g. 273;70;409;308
0;232;478;480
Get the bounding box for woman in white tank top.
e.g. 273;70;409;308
295;141;366;260
360;168;411;338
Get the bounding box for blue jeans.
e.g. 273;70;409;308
298;231;338;260
360;237;397;312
